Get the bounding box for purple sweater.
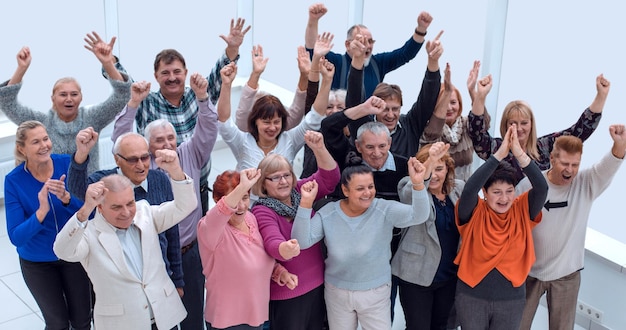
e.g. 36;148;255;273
112;98;218;246
253;166;339;300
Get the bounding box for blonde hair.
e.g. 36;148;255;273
14;120;46;166
252;154;296;198
499;100;539;160
52;77;81;95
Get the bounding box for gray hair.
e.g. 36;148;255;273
144;119;175;143
356;121;390;141
346;24;368;40
112;132;149;155
329;89;347;105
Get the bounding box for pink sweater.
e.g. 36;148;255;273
198;198;275;328
253;166;340;300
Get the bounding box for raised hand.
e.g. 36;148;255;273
408;157;427;186
75;127;99;159
220;62;238;85
417;11;433;31
279;239;301;260
304;130;325;150
129;81;151;108
297;46;311;75
476;74;492;101
609;124;626;159
494;124;513;161
467;60;481;102
220;18;251;49
313;32;334;58
319;57;335;81
443;62;452;92
425;30;444;60
596;74;610;99
300;180;319;205
84;31;117;64
309;3;328;21
428;141;451;163
154;149;185;180
84;181;107;211
190;73;209;100
239;168;262;191
252;45;269;75
46;174;70;202
15;47;31;69
364;95;386;116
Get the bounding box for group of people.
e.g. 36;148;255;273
3;3;625;330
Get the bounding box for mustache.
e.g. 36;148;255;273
165;79;181;86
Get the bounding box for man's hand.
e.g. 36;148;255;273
417;11;433;32
190;73;209;100
309;3;328;21
129;81;151;108
609;124;626;159
219;62;238;85
75;127;99;164
220;18;251;60
154;149;185;181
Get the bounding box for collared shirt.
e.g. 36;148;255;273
112;52;237;144
117;168;148;191
114;224;143;281
364;151;397;172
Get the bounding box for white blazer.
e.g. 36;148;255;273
54;178;197;330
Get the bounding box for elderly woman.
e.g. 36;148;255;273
467;70;609;183
5;121;91;329
252;131;339;330
392;142;464;330
0;33;131;173
454;124;548;329
216;39;332;171
197;168;297;330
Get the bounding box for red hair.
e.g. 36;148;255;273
212;170;241;202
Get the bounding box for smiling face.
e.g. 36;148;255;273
18;125;52;164
505;112;532;146
483;181;516;214
114;135;151;185
428;159;449;194
154;59;188;103
356;130;391;170
341;172;376;213
98;186;136;229
548;151;581;186
147;125;177;155
445;90;461;126
255;113;283;145
51;80;82;122
375;97;402;131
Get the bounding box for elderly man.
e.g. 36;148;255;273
110;74;218;328
517;125;626;330
54;150;197;330
67;130;184;297
305;3;432;98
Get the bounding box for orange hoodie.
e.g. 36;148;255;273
454;192;542;288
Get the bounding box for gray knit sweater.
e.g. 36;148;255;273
0;78;131;173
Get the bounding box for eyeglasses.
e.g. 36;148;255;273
116;153;151;165
265;173;292;183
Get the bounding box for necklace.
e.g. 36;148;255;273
258;140;277;149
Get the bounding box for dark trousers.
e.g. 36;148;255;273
179;242;206;330
398;277;457;330
456;291;525;330
269;284;326;330
20;258;92;330
206;322;263;330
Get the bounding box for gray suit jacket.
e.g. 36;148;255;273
391;177;464;286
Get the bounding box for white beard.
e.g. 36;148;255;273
364;55;371;67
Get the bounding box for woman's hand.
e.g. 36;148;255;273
219;62;237;86
299;180;319;208
238;168;261;191
278;239;301;260
278;271;299;290
494;124;513;161
408;157;427;190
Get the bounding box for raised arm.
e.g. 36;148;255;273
304;3;328;50
8;47;31;86
84;31;125;82
217;62;238;123
509;125;547;218
413;11;433;44
220;18;251;62
304;130;336;171
589;74;610;114
420;63;451;145
111;81;151;142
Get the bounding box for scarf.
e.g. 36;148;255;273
442;116;464;145
255;189;302;219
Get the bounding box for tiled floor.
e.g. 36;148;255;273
0;146;566;330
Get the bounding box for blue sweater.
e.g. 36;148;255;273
5;154;83;262
292;188;430;291
66;156;184;288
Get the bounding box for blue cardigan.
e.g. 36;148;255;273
5;154;83;262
